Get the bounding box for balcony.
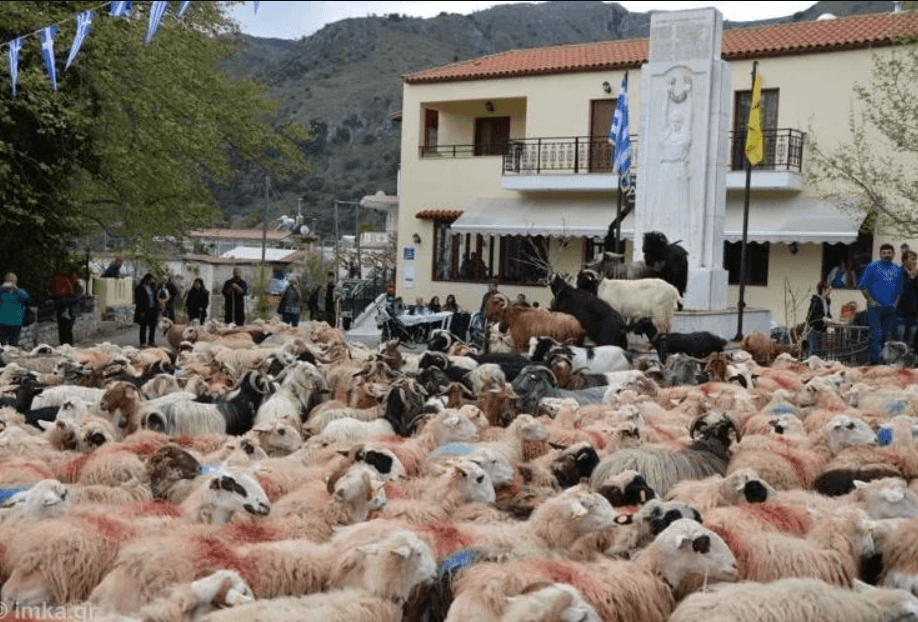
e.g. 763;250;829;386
420;128;805;192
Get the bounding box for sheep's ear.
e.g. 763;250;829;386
390;546;412;558
852;480;867;490
37;420;54;431
615;514;633;525
692;534;711;554
569;501;588;520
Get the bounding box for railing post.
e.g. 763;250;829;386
537;139;542;174
573;137;579;174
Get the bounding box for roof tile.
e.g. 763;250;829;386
416;209;463;221
404;12;918;84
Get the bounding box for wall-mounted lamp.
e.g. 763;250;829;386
601;81;612;94
788;242;799;255
484;101;495;112
412;233;422;245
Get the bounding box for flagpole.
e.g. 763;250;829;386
734;60;758;342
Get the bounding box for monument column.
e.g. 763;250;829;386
634;8;730;310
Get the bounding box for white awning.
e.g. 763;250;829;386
723;197;863;244
450;196;862;245
450;197;633;238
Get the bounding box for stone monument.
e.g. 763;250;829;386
634;8;731;311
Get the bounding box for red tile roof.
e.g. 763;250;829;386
404;12;918;84
189;228;290;241
416;209;463;221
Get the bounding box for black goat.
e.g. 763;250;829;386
549;273;627;349
629;317;726;363
642;231;689;300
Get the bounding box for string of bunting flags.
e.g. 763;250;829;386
1;0;261;97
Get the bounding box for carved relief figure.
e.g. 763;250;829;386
653;71;694;241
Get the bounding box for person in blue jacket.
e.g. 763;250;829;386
859;243;904;365
0;273;29;347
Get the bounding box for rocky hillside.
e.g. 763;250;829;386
214;0;894;235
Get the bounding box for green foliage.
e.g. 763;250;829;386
0;1;312;290
808;35;918;235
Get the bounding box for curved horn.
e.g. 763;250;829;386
689;414;706;439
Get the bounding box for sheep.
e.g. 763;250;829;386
548;273;628;348
642;230;690;299
593;277;682;333
629;317;727;363
143;370;274;436
377;459;495;523
254;360;327;426
501;582;601;622
511;366;610;415
132;569;254;622
528;336;631;374
589;412;738;496
197;589;402;622
665;468;775;510
584;250;653;281
669;577;918;622
443;518;736;622
484;294;585;351
0;478;71;522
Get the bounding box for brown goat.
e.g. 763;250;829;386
485;294;585;351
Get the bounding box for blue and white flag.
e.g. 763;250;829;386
609;73;632;187
146;1;169;44
254;1;261;14
39;26;59;91
65;10;95;71
178;1;192;17
7;38;23;98
110;1;132;17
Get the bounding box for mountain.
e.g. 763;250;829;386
215;1;895;236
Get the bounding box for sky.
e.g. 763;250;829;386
230;1;820;41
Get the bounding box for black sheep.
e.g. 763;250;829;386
629;317;726;363
549;273;627;349
642;231;689;300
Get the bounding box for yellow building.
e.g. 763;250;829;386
395;10;918;326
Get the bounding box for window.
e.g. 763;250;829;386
498;236;549;285
732;88;779;170
724;241;769;286
822;232;873;289
423;109;438;153
432;221;493;283
474;116;511;156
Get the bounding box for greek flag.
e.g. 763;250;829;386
110;1;132;17
609;74;632;187
65;11;95;71
39;26;58;91
254;1;261;14
7;38;22;98
146;1;169;44
178;1;192;17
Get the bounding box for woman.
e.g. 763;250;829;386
443;294;460;313
133;273;159;347
0;273;30;347
897;249;918;346
805;281;833;357
185;278;209;325
278;276;302;327
428;296;442;313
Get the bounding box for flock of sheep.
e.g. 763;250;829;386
1;279;918;621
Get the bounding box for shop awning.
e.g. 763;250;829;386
449;196;862;245
450;197;633;238
723;197;863;244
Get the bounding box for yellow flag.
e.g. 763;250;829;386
745;72;763;165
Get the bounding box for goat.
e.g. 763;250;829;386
629;317;727;363
549;273;628;348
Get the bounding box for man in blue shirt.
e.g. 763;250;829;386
859;243;904;364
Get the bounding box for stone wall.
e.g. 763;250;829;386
16;299;135;348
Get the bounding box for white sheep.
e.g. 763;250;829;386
596;277;682;332
669;577;918;622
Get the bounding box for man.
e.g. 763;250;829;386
50;273;81;346
157;275;178;322
133;273;158;348
102;257;124;278
314;271;339;328
222;267;248;325
0;273;29;347
859;243;904;365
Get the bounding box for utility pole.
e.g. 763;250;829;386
333;199;363;279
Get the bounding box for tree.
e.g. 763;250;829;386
0;1;311;295
808;33;918;236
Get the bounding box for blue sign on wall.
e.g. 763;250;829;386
403;246;415;260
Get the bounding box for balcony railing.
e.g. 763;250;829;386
420;128;805;175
